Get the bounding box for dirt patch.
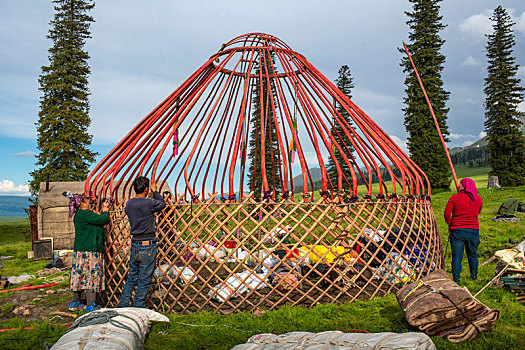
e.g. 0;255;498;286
0;286;74;322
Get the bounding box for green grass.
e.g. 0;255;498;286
0;320;65;350
144;182;525;349
144;292;525;350
454;166;492;179
0;173;524;349
0;222;66;303
0;223;48;278
0;217;28;225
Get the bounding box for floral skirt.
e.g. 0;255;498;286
70;251;105;292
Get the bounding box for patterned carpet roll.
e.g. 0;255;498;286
396;269;500;343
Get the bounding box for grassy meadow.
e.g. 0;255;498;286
146;182;525;350
0;170;524;349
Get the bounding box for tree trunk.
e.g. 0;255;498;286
487;176;500;189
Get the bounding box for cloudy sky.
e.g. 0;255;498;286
1;0;524;195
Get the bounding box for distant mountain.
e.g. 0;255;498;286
293;167;322;191
289;116;525;191
0;196;32;217
449;136;488;156
450;115;524;156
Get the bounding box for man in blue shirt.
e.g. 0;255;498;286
119;176;166;308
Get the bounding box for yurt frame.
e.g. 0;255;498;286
86;33;443;313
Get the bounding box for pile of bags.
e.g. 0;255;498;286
396;270;499;343
231;331;436;350
154;263;196;285
208;270;267;302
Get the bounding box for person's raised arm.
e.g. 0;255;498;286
86;202;110;225
150;186;166;213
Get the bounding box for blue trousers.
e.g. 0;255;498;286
118;241;157;308
450;228;480;283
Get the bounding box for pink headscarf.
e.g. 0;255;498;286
63;192;83;217
460;178;478;204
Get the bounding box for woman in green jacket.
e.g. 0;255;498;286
68;195;110;312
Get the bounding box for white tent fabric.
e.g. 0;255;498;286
231;331;436;350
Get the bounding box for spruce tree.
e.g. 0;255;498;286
484;6;525;186
400;0;451;190
327;65;355;191
247;51;282;198
29;0;97;197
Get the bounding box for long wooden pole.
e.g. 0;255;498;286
473;251;520;298
402;41;459;190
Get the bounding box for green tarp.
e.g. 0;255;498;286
497;198;525;216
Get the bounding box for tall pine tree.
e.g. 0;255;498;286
327;65;355;191
29;0;97;197
400;0;451;190
484;6;525;186
247;51;282;198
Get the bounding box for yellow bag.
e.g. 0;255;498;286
299;245;357;264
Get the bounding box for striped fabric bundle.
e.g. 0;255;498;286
396;270;500;343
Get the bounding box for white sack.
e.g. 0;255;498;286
51;307;169;350
7;273;34;284
196;244;227;261
154;264;195;284
208;270;267;302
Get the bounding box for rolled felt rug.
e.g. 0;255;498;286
396;269;500;343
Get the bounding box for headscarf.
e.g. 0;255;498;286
460;178;478;204
63;192;83;217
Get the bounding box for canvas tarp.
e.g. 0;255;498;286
496;198;525;216
231;331;436;350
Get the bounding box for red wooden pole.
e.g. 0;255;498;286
402;41;459;190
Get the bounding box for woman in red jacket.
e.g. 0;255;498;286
444;178;482;283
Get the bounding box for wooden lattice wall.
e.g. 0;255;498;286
104;194;442;314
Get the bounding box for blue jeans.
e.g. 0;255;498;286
450;228;480;283
118;241;157;308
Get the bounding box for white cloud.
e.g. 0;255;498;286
460;9;525;41
459;12;492;40
518;101;525;112
304;151;329;166
0;179;29;196
12;151;36;158
352;88;398;105
461;140;476;147
516;11;525;35
0;115;36;139
389;135;409;155
89;70;176;144
517;66;525;79
449;132;476;140
461;56;480;67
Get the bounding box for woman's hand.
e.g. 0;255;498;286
101;201;110;212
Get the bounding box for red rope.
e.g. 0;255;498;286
0;323;71;333
0;283;59;293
